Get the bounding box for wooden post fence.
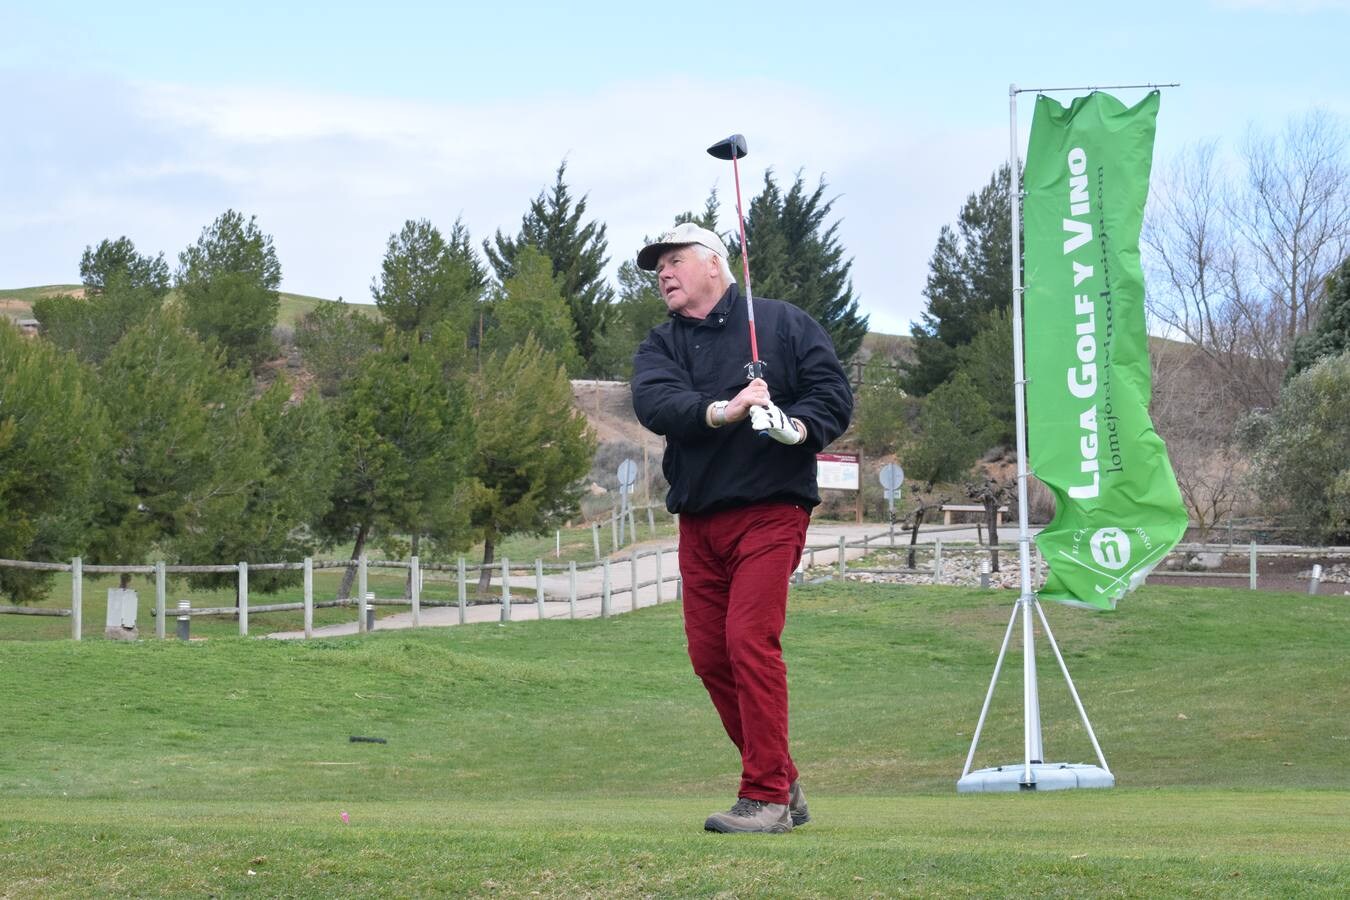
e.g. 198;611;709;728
536;559;546;619
155;561;166;640
357;554;368;635
71;557;82;641
569;561;578;619
238;561;249;637
411;555;421;627
303;557;314;639
457;557;467;625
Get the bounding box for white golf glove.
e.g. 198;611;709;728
750;402;806;445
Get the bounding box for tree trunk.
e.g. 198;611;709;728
338;522;370;600
907;508;926;569
985;497;1000;573
477;535;495;595
119;572;132;590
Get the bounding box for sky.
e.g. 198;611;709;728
3;0;1348;335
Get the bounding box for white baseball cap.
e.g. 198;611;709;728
637;222;730;271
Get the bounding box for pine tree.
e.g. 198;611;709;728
906;165;1014;395
0;325;107;602
33;236;169;365
728;171;868;361
93;312;267;586
854;358;911;457
176;210;283;368
175;381;339;595
32;281;163;366
484;161;613;373
372;218;485;344
953;307;1015;444
294;299;379;397
905;371;998;484
1288;256;1350;379
469;336;596;591
321;332;476;599
483;246;583;375
80;237;171;295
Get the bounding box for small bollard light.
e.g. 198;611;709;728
365;592;376;631
176;600;191;641
1308;564;1323;595
980;559;991;590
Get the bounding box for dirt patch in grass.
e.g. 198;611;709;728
1152;552;1350;595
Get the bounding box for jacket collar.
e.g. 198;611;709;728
670;282;739;328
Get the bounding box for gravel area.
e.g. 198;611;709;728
808;549;1350;595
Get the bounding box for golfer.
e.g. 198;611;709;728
631;223;853;833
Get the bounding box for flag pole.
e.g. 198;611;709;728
957;82;1145;793
959;83;1039;786
1006;83;1044;786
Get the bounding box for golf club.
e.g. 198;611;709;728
707;133;763;381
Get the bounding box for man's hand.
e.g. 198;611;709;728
724;378;771;424
750;401;806;445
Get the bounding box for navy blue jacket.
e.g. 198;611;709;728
631;284;853;515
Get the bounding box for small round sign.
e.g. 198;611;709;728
617;459;638;489
879;463;904;492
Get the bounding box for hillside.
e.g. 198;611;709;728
0;284;379;329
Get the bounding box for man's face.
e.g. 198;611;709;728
655;245;722;318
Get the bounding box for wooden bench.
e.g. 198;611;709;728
941;504;1008;526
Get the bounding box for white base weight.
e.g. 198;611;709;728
957;762;1114;793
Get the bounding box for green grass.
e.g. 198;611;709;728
276;291;381;327
3;793;1343;897
1;584;1346;896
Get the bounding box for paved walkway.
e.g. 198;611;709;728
266;521;999;640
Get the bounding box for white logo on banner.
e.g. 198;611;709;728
1090;527;1131;570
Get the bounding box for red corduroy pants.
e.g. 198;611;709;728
678;502;810;804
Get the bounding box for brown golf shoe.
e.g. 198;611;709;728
703;797;793;834
789;780;810;826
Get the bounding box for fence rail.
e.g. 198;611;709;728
0;604;70;617
5;528;1346;641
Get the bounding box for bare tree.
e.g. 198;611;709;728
1233;111;1350;346
1149;337;1254;539
903;486;949;570
1145;111;1350;410
1170;444;1250;542
963;476;1016;572
1145;141;1228;347
1146;143;1284;407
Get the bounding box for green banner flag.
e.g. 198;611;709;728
1023;91;1186;610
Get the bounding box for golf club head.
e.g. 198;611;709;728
707;134;748;161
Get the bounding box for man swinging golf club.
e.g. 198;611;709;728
630;135;853;833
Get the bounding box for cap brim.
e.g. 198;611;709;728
636;241;683;271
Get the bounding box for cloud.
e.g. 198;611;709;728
3;70;1009;334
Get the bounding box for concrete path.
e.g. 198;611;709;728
265;521;998;640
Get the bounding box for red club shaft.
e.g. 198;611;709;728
730;152;760;366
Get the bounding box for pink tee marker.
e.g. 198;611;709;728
340;811;350;824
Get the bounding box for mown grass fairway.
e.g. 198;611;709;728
1;584;1346;896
